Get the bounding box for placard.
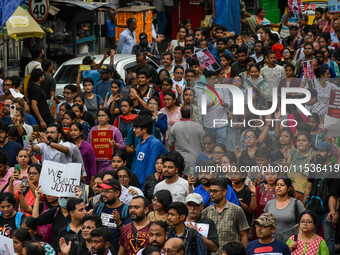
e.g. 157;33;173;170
192;49;221;72
329;0;340;13
38;160;81;197
0;235;15;255
185;222;210;238
327;89;340;118
288;0;302;18
91;130;113;160
303;60;314;80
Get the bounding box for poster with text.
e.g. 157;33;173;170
329;0;340;13
91;130;113;160
328;89;340;118
192;48;221;72
39;160;81;197
0;235;15;255
303;60;314;80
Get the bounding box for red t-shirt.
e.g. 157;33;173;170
118;222;150;255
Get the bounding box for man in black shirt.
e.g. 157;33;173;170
185;193;219;255
230;46;248;77
57;198;86;253
28;69;54;129
132;52;158;84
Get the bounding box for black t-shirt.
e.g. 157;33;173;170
82;111;95;127
28;83;50;118
56;225;82;253
0;213;25;238
36;207;70;251
97;203;131;252
230;61;247;77
234;184;253;226
41;74;56;99
196;215;219;255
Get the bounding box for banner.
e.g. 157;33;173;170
192;49;221;72
38;160;81;197
0;235;15;255
91;130;113;160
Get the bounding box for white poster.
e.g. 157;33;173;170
38;160;81;198
0;235;15;255
185;222;210;238
324;114;340;137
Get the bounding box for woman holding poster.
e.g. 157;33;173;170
87;108;125;174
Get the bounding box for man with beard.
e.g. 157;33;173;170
93;179;131;253
202;179;249;252
133;52;158;84
0;78;14;101
90;227;113;255
30;124;71;164
246;213;290;255
132;33;159;62
194;161;239;207
303;141;340;255
153;152;189;203
136;221;168;255
0;120;22;167
230;46;248;77
167;202;207;255
1;98;13;123
118;196;151;255
185;193;219;255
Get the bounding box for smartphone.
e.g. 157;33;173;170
33;125;40;138
22;135;30;149
10;104;16;118
15;164;21;175
21;176;28;187
79;65;91;71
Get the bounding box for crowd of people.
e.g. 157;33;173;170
1;4;340;255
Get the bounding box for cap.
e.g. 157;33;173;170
99;64;113;74
139;32;148;44
255;213;276;227
316;141;332;151
261;19;270;26
290;23;299;28
98;179;121;192
185;193;203;205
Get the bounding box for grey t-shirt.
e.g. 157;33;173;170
84;94;103;125
153;177;189;203
264;198;305;242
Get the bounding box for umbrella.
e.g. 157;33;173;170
6;5;44;40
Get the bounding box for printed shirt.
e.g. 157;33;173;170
202;200;249;255
118;222;150;255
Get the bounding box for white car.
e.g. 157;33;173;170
53;54;158;99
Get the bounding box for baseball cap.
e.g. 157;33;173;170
139;32;148;45
185;193;203;205
99;64;113;74
261;19;270;26
255;213;276;227
98;179;121;192
316;141;332;151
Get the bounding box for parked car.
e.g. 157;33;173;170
53;54;158;99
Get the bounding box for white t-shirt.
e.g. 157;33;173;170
24;60;42;77
153;177;189;203
37;141;72;164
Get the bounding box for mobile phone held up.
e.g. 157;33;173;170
10;104;16;118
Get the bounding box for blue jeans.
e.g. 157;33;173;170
318;212;335;255
205;126;227;145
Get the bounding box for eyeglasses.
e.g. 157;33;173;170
28;172;39;176
245;135;255;140
161;248;179;255
100;190;114;194
118;175;129;179
209;189;224;194
254;45;262;48
255;224;270;229
300;220;313;225
148;102;158;106
213;151;224;155
282;52;290;55
81;225;94;230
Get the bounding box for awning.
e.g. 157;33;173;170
0;0;23;27
6;5;44;40
50;0;109;10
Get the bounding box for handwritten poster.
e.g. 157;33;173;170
91;130;113;160
289;0;302;18
324;89;340;137
39;160;81;197
0;235;15;255
303;60;314;80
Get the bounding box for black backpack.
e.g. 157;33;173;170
306;177;329;214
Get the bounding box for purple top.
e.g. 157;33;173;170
87;125;125;174
78;140;97;184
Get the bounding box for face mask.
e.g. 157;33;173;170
58;198;69;208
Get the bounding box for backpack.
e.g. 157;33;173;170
23;64;40;98
0;211;24;230
306;177;329;214
183;227;198;255
93;203;129;221
38;206;60;243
